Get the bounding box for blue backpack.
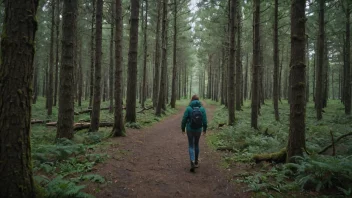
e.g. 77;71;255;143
190;107;203;129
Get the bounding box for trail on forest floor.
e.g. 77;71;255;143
86;103;250;198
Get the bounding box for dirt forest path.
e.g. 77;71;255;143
87;103;250;198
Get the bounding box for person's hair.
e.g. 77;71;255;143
191;95;199;101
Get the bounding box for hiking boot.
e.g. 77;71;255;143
195;160;199;168
190;161;195;172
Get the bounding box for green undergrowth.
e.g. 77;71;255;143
208;99;352;197
31;126;110;198
31;97;187;197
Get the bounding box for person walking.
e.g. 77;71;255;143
181;95;208;172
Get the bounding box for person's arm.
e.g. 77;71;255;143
201;107;208;133
181;107;189;132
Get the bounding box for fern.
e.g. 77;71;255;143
287;155;352;192
45;176;94;198
32;138;85;164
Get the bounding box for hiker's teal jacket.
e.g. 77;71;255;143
181;100;207;133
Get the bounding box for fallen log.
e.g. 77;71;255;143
137;106;154;113
45;122;114;131
78;109;92;114
77;106;125;114
31;119;45;124
252;148;287;164
77;107;109;114
318;132;352;154
73;122;113;131
46;122;57;127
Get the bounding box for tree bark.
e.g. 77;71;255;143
0;0;39;196
235;0;242;110
221;46;226;105
251;0;260;129
228;0;236;125
170;0;178;108
57;0;78;139
315;0;324;120
89;0;96;107
142;0;149;108
111;0;126;136
126;0;140;122
156;0;168;117
244;53;249;100
109;5;114;113
78;38;83;107
208;54;212;99
153;1;161;108
54;0;60;107
322;42;328;108
279;45;284;101
103;76;107;102
287;0;306;162
273;0;279;121
90;0;103;132
344;4;351;114
45;57;49;109
306;35;309;102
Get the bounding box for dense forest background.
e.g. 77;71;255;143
0;0;351;197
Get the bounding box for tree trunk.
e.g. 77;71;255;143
279;45;284;101
313;53;316;102
228;0;236;125
103;76;107;102
221;46;226;104
0;0;39;196
45;57;49;109
42;67;46;97
57;0;78;139
273;0;279;121
287;0;306;162
153;1;161;108
109;5;114;113
142;0;148;108
344;4;351;114
331;70;334;99
111;0;125;136
251;0;260;129
54;0;60;106
259;43;264;106
126;0;140;122
170;0;178;108
156;0;168;116
85;70;89;101
322;42;328;108
244;53;248;100
235;0;242;110
78;39;83;107
306;35;309;102
90;0;103;132
315;0;324;120
89;0;96;107
208;54;212;99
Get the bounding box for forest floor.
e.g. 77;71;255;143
85;103;251;198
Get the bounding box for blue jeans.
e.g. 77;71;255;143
187;132;201;162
